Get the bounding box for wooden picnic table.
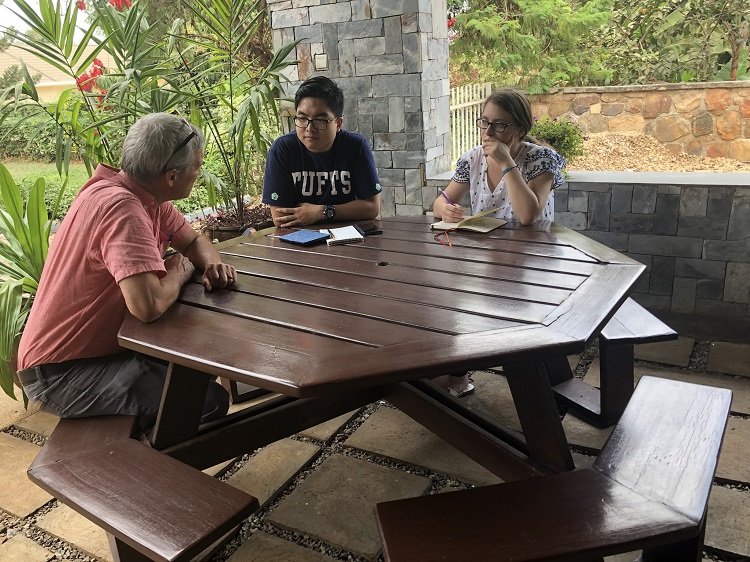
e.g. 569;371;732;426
118;216;645;480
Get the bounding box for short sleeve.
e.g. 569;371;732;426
452;157;470;183
262;137;296;206
352;137;382;199
524;146;566;189
95;197;167;283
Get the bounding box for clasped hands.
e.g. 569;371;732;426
165;252;237;291
274;203;323;228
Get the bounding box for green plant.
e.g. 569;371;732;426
0;162;68;401
529;116;586;165
1;0;299;222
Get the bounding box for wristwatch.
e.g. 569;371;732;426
323;204;336;223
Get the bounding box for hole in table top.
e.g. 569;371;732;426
377;261;388;266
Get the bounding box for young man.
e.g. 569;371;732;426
17;112;235;432
263;76;382;227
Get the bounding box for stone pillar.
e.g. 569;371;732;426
267;0;450;217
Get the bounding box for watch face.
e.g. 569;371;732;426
325;205;335;219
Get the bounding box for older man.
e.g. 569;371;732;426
17;112;234;432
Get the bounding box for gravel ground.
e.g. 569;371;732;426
567;132;750;173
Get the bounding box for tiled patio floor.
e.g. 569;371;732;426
1;336;748;562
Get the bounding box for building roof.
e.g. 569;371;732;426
0;43;115;85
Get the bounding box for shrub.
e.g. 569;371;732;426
529;116;586;165
0;107;60;161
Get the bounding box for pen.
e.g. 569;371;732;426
440;189;455;206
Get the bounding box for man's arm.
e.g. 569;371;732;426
174;230;237;291
271;193;380;228
118;253;195;323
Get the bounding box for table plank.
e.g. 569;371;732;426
245;237;587;290
219;254;558;323
182;277;520;334
225;244;572;305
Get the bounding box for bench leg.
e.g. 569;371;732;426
599;341;635;426
107;534;152;562
504;360;575;473
152;362;210;450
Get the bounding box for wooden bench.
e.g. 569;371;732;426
28;415;259;562
550;297;677;426
375;376;731;562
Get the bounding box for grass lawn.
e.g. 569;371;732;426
3;159;90;185
2;159;211;218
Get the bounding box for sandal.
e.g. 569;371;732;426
448;382;475;398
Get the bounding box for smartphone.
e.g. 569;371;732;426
356;223;383;235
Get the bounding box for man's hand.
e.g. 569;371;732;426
202;262;237;291
273;203;323;228
164;252;195;283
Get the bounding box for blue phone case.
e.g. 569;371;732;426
279;230;330;246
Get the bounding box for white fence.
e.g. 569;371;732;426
450;82;492;163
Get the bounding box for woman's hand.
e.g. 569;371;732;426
481;134;514;168
441;203;465;223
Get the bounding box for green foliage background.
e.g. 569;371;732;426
448;0;750;91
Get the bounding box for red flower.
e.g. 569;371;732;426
76;71;94;92
447;17;456;28
76;0;85;9
108;0;132;11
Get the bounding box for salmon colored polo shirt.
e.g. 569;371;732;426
18;164;194;370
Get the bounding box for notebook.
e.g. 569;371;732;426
430;208;507;233
323;225;365;246
278;230;331;246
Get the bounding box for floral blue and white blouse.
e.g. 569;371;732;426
452;142;566;221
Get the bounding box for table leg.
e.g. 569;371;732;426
151;362;209;450
503;360;575;473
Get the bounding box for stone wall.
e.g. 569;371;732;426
528;82;750;162
267;0;451;217
426;171;750;318
556;174;750;319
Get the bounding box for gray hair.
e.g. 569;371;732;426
121;112;205;182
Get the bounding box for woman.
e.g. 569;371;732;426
432;90;566;397
434;89;566;226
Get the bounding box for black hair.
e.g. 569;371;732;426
294;76;345;117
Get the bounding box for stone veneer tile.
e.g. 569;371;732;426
228;438;320;508
705;485;750;558
562;412;613;452
707;342;750;377
346;405;502;486
14;410;59;438
462;370;522;432
0;534;52;562
585;360;750;416
300;410;360;442
227;530;336;562
716;417;750;482
0;394;40;432
268;453;429;561
36;504;112;562
633;336;694;367
0;433;52;517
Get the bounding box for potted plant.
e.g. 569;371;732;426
0;164;67;402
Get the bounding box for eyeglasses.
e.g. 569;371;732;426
434;229;456;247
476;118;516;133
162;110;197;172
294;116;336;130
